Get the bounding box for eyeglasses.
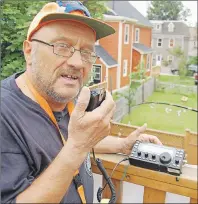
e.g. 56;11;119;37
31;39;98;64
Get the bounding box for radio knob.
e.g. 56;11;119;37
159;152;171;164
145;152;148;158
137;151;141;156
152;154;156;159
175;159;179;164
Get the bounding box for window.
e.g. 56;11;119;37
157;38;163;47
124;24;130;44
156;24;161;30
167;55;174;63
92;64;101;83
169;38;174;48
147;55;150;70
135;28;140;43
168;23;174;32
123;60;128;77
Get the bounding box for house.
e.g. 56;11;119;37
91;1;153;91
188;26;198;57
150;20;191;67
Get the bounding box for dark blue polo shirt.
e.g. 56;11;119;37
1;73;94;203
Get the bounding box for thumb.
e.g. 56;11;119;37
129;123;147;139
74;86;90;115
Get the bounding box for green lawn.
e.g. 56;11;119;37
121;92;197;134
158;75;194;86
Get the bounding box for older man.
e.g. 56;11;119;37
1;1;161;203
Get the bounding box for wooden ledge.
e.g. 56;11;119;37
91;153;197;199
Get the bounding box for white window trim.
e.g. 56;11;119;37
92;64;102;81
169;38;175;48
123;60;128;77
157;38;163;48
124;24;130;44
168;23;174;32
135;28;140;43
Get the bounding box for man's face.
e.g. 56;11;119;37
27;21;95;103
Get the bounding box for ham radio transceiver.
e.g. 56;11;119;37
129;140;187;175
86;88;106;112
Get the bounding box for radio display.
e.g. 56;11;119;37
138;143;175;158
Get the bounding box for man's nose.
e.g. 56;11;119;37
67;49;83;69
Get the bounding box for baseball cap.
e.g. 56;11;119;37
27;1;115;41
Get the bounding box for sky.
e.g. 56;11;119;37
129;1;197;26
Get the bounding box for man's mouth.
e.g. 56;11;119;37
61;74;79;80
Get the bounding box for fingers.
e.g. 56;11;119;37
74;86;90;116
129;123;147;139
93;91;115;117
138;134;163;145
149;136;163;145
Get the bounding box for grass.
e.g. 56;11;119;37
121;92;197;134
158;75;194;86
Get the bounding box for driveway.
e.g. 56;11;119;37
160;66;173;75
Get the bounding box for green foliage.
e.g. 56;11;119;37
1;0;108;80
147;1;191;21
188;56;198;65
168;46;188;78
1;0;50;80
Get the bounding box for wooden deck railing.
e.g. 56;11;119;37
91;153;197;203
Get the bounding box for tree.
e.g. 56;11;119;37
168;46;188;78
147;1;191;21
1;0;108;80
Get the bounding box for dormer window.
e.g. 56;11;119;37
156;24;161;30
168;22;175;32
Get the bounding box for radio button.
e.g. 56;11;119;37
152;154;156;159
175;159;179;164
137;151;141;156
145;153;148;158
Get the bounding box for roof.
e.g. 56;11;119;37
133;43;153;54
95;45;118;67
151;21;190;36
106;1;152;27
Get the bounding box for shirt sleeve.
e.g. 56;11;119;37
1;113;35;203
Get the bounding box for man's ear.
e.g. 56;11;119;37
23;40;32;66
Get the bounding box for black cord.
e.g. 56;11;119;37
131;101;198;112
97;157;129;203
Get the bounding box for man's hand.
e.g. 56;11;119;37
67;87;116;154
120;123;162;155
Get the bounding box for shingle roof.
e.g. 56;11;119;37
106;1;152;27
95;45;117;67
151;21;190;36
133;43;153;54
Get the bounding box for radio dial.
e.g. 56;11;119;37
159;152;171;164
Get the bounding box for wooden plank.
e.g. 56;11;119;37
92;166;197;199
91;154;197;199
143;187;166;203
102;177;123;203
190;198;198;203
91;154;197;189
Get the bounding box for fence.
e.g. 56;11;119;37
113;77;155;122
156;81;197;95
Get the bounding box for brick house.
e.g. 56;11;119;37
91;1;153;91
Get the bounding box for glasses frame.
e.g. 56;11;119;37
31;39;98;64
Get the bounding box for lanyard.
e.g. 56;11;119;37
23;73;86;204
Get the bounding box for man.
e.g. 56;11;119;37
1;1;162;203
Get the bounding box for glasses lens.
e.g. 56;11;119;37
81;50;97;63
54;44;71;57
